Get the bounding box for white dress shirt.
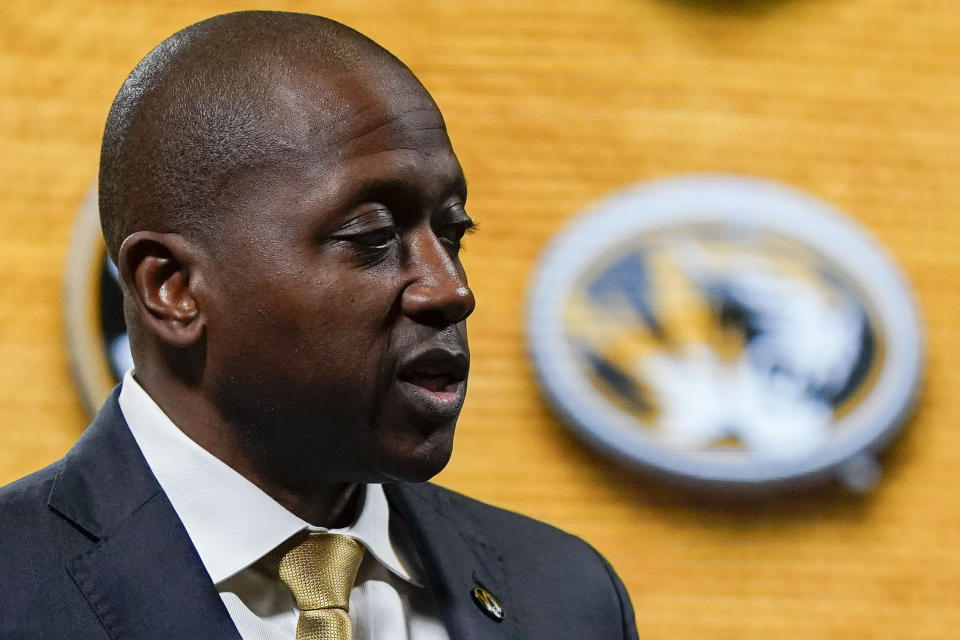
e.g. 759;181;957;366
118;371;450;640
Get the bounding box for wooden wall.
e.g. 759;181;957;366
2;1;958;637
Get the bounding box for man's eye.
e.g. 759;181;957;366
327;208;398;255
438;220;476;252
350;227;398;250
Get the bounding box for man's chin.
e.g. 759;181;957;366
367;427;457;484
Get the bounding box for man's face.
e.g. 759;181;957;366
200;67;475;485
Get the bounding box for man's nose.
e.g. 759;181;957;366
401;230;476;327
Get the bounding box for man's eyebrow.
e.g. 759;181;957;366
343;173;468;204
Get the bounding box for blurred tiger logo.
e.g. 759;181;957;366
564;226;879;462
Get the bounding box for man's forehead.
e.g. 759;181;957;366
267;63;447;159
220;62;462;230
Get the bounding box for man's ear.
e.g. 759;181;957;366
117;231;206;348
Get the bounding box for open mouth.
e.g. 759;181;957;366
398;348;469;396
400;371;460;393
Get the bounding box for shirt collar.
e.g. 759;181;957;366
118;370;419;586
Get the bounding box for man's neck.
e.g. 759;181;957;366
132;371;361;529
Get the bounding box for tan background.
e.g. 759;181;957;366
2;0;958;637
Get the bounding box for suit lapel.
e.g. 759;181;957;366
385;483;524;640
49;391;522;639
48;390;241;640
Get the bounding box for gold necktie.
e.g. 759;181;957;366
277;533;365;640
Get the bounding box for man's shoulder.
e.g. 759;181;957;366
415;482;583;536
0;459;94;604
0;459;63;524
394;482;639;639
397;481;611;567
0;458;93;558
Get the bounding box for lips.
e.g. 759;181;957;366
399;348;468;389
396;347;469;419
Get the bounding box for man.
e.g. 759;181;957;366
0;11;638;639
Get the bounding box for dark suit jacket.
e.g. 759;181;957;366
0;390;639;639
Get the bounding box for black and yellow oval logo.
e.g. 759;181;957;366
528;176;923;491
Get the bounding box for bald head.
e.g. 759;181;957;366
99;11;426;261
98;10;471;494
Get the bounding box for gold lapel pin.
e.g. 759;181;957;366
471;585;505;621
